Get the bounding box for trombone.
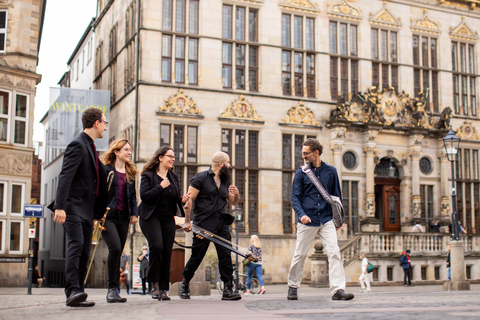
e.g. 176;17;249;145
85;171;114;284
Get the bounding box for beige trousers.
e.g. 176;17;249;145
287;220;346;294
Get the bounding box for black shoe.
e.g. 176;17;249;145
71;300;95;307
106;288;127;302
159;291;171;301
179;278;190;300
287;287;298;300
115;290;127;302
332;289;354;301
66;292;88;306
222;281;241;301
151;289;160;299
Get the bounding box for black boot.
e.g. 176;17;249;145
179;278;190;299
287;286;298;300
115;290;127;302
106;288;125;303
222;280;241;301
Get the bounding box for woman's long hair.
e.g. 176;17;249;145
251;235;261;248
142;146;174;174
101;138;138;183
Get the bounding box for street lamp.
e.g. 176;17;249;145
443;129;461;241
232;205;243;292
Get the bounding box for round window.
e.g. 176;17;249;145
419;157;432;174
343;151;357;169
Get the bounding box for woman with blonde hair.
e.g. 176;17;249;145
246;235;266;294
138;146;190;300
100;138;139;303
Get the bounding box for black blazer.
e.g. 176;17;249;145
54;132;108;221
104;165;138;218
138;170;185;220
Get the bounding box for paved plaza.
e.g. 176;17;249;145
0;284;479;320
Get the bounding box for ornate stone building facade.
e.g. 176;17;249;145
94;0;480;285
0;0;46;286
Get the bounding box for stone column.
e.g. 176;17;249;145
309;242;329;287
331;143;344;182
438;151;451;220
364;146;376;218
442;240;470;291
410;149;422;220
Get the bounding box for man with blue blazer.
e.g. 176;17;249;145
53;108;108;307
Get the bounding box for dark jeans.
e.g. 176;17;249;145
182;217;233;284
141;278;151;294
63;214;93;298
102;212;130;289
403;268;412;285
139;215;175;290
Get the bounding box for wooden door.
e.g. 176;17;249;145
170;249;185;284
383;185;400;232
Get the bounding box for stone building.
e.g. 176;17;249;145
93;0;480;286
0;0;46;286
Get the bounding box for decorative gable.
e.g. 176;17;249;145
328;0;361;22
456;120;480;141
450;19;478;42
219;95;263;123
411;11;440;35
370;5;401;28
158;89;203;117
279;0;319;14
281;101;320;127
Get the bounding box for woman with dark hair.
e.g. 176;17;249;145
139;146;190;301
100;138;138;303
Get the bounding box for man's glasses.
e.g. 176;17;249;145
302;152;313;156
100;120;109;127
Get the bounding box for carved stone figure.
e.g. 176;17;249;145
436;107;452;129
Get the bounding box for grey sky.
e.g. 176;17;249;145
33;0;97;142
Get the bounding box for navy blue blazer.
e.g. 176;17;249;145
104;165;138;218
138;170;185;220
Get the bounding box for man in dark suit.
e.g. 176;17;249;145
53;108;108;307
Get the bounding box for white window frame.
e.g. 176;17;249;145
0;10;7;53
0;219;5;253
13;93;28;146
0;89;11;144
0;181;6;215
10;182;25;216
9;220;23;254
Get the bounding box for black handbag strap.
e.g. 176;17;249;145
301;164;334;205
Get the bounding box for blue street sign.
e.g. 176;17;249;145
23;204;44;218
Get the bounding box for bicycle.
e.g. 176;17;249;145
217;267;261;294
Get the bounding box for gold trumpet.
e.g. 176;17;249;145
85;171;115;285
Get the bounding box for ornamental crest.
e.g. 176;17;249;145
281;101;319;126
328;0;361;21
279;0;318;13
220;95;262;121
17;79;31;89
370;6;401;28
456;120;480;140
329;86;452;130
159;89;202;115
0;74;13;85
411;11;440;35
450;19;478;41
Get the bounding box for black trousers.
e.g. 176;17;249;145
403;268;412;285
63;214;93;298
139;215;175;290
102;212;130;289
182;218;233;284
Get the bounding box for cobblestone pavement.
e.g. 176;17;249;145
0;284;479;320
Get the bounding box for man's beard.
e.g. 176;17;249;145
220;165;231;185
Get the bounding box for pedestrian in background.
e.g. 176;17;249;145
446;245;451;280
430;219;441;250
359;254;371;293
119;250;130;295
32;265;45;288
53;108;108;307
401;250;413;286
101;138;138;303
139;146;189;301
137;245;150;295
245;235;266;295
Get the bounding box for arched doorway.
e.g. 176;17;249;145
374;158;401;232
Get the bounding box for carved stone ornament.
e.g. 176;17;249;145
0;151;33;176
411;11;440;35
369;4;401;28
456;120;480;141
279;0;318;13
328;86;453;131
328;0;361;21
281;101;319;126
17;79;31;89
159;89;202;115
412;195;422;218
366;194;376;217
440;197;450;219
330;127;346;139
450;18;478;42
0;74;13;85
220;95;262;121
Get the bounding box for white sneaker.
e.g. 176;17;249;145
366;289;371;293
359;288;365;293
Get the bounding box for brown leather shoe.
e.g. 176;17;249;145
159;291;171;301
